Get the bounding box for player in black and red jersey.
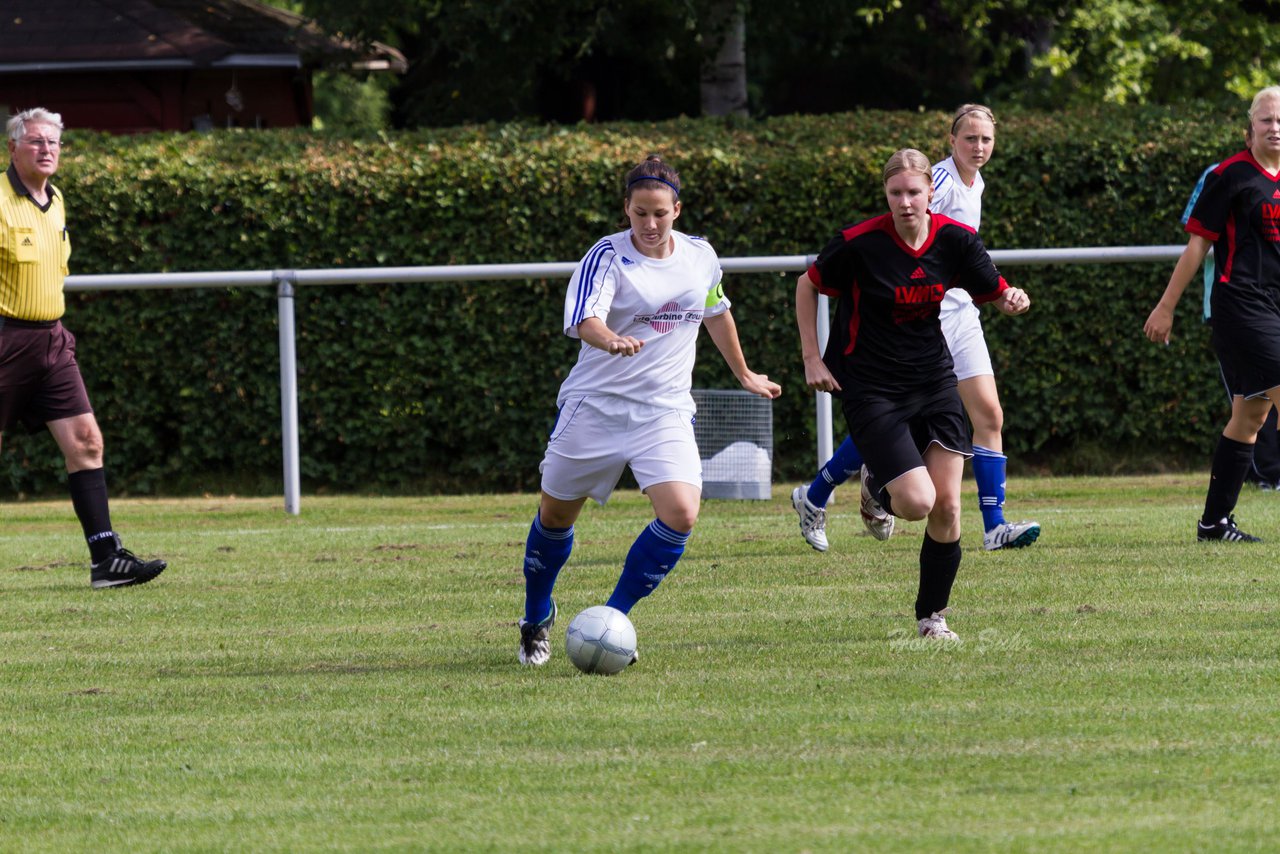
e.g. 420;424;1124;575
1145;85;1280;543
796;148;1030;640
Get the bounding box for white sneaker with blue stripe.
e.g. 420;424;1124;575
982;520;1041;551
790;486;829;552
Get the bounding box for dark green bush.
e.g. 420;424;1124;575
1;107;1242;496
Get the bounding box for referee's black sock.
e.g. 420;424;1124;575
915;533;961;620
68;468;117;563
1202;435;1254;525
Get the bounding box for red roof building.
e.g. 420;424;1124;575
0;0;404;132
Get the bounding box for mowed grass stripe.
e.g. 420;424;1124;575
2;475;1278;852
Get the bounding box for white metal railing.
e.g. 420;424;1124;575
64;245;1188;514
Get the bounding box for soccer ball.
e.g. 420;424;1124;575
565;605;637;675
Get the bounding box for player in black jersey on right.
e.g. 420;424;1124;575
1145;85;1280;543
796;149;1030;640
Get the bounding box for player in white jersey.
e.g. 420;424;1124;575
932;106;1041;550
790;104;1040;553
517;155;782;666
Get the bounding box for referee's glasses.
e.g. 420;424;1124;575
19;137;62;150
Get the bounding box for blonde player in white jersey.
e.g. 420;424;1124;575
790;104;1039;552
517;155;782;667
932;104;1040;551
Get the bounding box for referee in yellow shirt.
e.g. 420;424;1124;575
2;107;166;588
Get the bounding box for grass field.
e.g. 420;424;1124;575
2;474;1279;852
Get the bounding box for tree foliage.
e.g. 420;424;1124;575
933;0;1280;106
283;0;1280;126
310;71;393;132
294;0;729;126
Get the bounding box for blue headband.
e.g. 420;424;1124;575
627;175;680;197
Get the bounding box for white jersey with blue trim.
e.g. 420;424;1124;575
931;155;985;311
556;229;730;411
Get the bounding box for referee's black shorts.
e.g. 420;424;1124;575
840;381;972;486
0;318;93;433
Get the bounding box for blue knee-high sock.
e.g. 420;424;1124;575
606;519;690;615
523;515;574;624
972;445;1007;531
807;435;865;507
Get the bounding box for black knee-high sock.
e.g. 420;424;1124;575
1203;435;1254;525
915;533;962;620
67;468;117;562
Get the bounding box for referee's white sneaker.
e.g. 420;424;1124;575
858;465;894;541
517;599;557;666
790;486;829;552
917;610;959;640
982;520;1041;551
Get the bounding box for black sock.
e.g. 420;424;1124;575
68;468;117;562
1202;435;1254;525
915;533;961;620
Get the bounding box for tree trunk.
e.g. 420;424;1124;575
700;2;747;117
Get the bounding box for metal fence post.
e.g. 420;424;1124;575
274;271;301;515
816;292;833;474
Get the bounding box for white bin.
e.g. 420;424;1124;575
692;389;773;500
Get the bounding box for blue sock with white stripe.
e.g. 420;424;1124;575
522;515;574;624
807;435;864;507
972;445;1007;531
606;519;690;615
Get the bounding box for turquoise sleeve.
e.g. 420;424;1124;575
1203;257;1214;322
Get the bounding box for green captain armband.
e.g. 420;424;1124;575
705;281;725;307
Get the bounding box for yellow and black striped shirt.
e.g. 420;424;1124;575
0;163;69;321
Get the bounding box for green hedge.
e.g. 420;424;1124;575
1;107;1243;496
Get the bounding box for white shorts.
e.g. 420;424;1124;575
940;293;993;381
540;395;702;505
